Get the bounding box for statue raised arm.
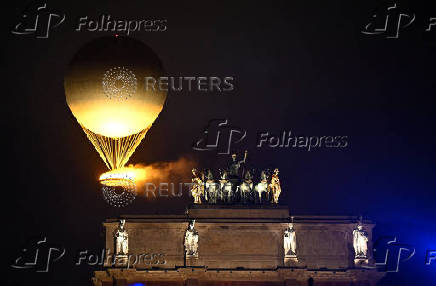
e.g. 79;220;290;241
228;150;248;178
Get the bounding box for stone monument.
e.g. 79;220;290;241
93;156;384;286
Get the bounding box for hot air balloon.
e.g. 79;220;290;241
64;36;166;171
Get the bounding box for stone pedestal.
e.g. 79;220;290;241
284;255;298;266
354;257;369;267
186;255;199;267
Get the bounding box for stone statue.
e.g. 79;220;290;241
205;170;218;204
239;170;253;203
190;168;204;204
268;168;281;204
284;222;297;257
283;218;298;263
186;154;282;206
255;170;269;204
184;220;199;257
353;222;368;258
219;169;233;203
114;219;128;256
228;150;247;178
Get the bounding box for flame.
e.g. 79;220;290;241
98;157;196;191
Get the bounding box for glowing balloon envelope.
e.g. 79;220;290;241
64;36;166;170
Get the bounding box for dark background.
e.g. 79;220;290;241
3;0;436;285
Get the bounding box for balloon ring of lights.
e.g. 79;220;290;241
101;177;136;208
102;66;137;100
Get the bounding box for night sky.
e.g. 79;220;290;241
4;0;436;285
